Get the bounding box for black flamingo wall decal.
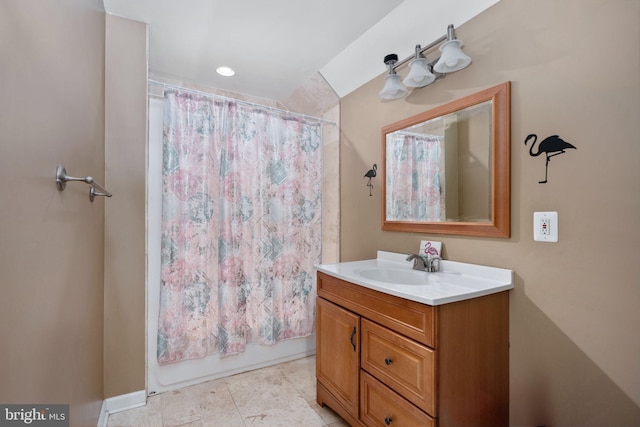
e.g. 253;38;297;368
525;134;577;183
364;164;377;196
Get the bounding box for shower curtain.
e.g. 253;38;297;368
385;132;442;221
158;90;322;365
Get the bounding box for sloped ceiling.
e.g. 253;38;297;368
103;0;499;100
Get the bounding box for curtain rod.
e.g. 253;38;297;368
148;79;337;126
391;130;443;139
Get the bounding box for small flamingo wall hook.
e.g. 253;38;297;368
364;164;377;196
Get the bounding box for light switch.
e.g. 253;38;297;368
534;212;558;242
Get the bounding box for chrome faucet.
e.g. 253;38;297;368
406;253;441;272
406;253;428;271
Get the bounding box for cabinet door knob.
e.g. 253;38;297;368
384;357;393;366
384;416;393;425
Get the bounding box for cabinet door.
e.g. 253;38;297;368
316;297;360;419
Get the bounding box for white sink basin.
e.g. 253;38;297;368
355;267;437;286
315;251;514;306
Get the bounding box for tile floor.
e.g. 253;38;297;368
106;356;349;427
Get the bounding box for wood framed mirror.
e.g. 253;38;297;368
382;81;510;237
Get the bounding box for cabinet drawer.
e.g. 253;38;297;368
360;371;435;427
317;272;435;347
361;319;436;416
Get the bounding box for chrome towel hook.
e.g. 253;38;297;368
55;164;112;202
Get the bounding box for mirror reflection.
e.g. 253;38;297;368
382;82;510;237
385;100;492;223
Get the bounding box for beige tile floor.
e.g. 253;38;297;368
107;355;349;427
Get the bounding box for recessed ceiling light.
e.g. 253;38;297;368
216;66;235;77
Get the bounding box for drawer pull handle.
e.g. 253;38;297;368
350;326;356;352
384;416;393;425
384;357;393;366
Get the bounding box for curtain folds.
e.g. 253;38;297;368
385;132;442;222
158;90;322;364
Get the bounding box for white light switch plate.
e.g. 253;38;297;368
534;212;558;242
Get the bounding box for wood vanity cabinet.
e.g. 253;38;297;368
316;271;509;427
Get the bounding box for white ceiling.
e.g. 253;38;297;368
103;0;499;100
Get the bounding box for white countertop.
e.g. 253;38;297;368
315;251;513;306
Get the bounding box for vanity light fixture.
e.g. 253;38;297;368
379;24;471;100
403;45;435;88
433;25;472;73
379;54;409;100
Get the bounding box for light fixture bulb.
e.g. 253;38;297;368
433;40;471;73
379;53;408;100
379;74;408;100
403;58;435;88
216;66;235;77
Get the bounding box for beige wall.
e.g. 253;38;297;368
340;1;640;425
0;0;106;425
104;14;148;398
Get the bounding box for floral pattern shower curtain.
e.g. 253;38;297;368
158;90;322;364
385;132;442;221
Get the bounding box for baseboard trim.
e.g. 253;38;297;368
97;390;146;426
97;400;108;427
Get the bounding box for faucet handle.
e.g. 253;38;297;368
427;256;441;272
